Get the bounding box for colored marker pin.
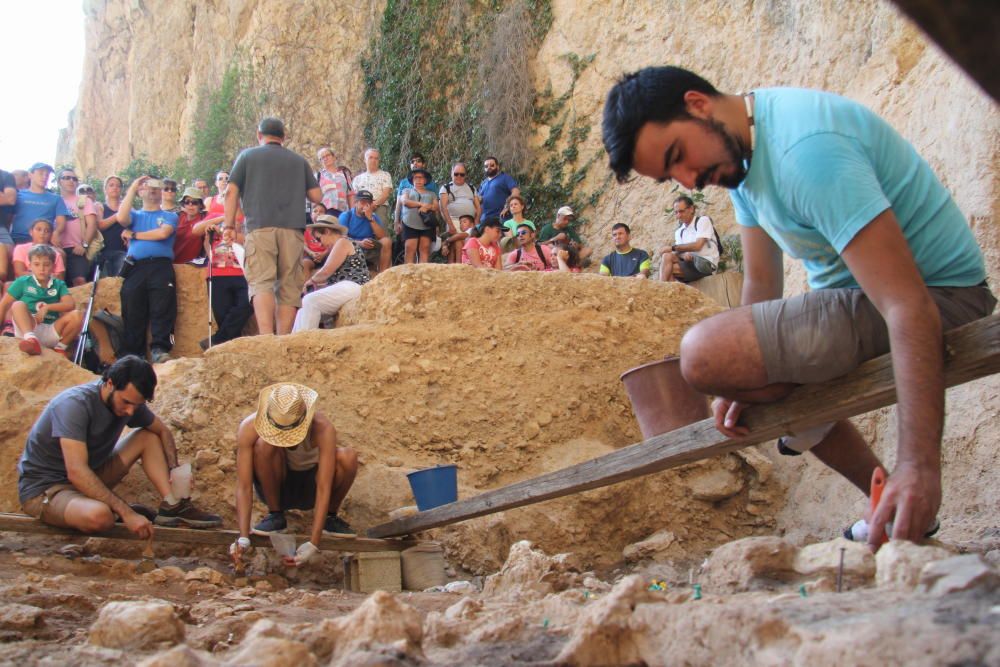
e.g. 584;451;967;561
692;584;702;600
869;466;888;546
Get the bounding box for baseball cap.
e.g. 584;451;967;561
557;206;575;217
355;190;374;202
29;162;53;173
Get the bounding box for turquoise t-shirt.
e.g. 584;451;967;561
730;88;985;290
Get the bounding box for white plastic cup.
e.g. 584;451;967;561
269;533;296;558
170;463;192;500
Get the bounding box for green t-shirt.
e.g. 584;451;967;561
538;221;582;245
7;275;69;324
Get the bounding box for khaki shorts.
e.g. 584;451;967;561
244;227;306;307
21;454;131;527
753;284;996;385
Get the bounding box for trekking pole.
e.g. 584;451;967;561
207;228;215;349
74;264;101;367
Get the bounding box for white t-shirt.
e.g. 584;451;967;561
675;215;719;266
352;170;393;200
439;182;477;221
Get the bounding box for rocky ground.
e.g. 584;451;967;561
0;533;995;666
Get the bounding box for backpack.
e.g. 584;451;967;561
681;216;724;260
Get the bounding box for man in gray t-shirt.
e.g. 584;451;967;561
226;117;323;335
18;356;221;537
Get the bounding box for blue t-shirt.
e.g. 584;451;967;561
10;190;70;243
600;248;651;277
339;209;381;240
731;88;985;290
127;209;177;260
18;380;154;503
477;172;518;221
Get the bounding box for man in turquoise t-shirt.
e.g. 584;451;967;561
602;66;995;550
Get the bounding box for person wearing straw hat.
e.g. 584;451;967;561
231;383;358;567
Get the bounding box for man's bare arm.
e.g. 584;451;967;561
308;414;338;547
144;416;178;469
234;417;258;538
739;224;784;305
61;438;133;519
224;183;241;228
840;209;944;548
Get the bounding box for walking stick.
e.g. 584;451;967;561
207;228;215;349
74;264;101;367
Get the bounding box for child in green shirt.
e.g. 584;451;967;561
0;244;82;356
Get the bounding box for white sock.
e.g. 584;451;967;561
25;332;38;340
163;493;179;506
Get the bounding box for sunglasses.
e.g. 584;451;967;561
163;187;177;192
78;188;95;195
516;230;531;236
60;175;79;181
181;199;200;206
453;172;466;176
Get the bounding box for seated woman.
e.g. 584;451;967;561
500;194;533;253
461;217;504;269
12;218;66;280
292;216;371;332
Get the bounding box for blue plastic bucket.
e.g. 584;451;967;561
407;465;458;511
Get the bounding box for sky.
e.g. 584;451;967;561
0;1;85;173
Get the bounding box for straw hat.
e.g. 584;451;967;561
254;383;318;447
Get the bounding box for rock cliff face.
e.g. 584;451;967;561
64;0;999;546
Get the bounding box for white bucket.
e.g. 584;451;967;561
170;463;192;499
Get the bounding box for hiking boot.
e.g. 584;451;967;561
155;497;222;529
150;348;171;364
252;511;287;535
843;518;940;542
322;514;356;538
19;336;42;356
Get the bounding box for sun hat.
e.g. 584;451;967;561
408;168;432;183
181;187;205;202
307;215;349;235
254;383;318;447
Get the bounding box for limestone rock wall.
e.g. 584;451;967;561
66;0;999;546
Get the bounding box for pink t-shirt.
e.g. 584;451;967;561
504;244;554;271
60;195;98;248
13;243;66;275
462;237;501;268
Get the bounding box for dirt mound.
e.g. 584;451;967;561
0;264;782;570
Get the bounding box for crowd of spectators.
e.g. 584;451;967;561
0;117;722;367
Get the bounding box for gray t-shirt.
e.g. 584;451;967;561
439;182;477;221
401;188;438;230
229;143;319;232
18;380;154;503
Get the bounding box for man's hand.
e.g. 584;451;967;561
360;238;375;250
711;397;751;438
229;537;252;572
867;461;941;552
123;509;153;539
72;244;86;257
285;541;319;567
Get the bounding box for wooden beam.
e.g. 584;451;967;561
368;314;1000;538
0;513;417;552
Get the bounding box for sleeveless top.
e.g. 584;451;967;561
285;431;319;471
324;240;371;287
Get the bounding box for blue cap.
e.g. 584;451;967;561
28;162;53;173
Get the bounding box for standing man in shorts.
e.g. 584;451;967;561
602;66;995;549
18;356;222;536
231;383;359;567
226;117;322;335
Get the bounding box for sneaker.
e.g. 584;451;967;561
1;321;13;337
198;337;210;352
155;497;222;529
150;348;171;364
322;514;356;537
843;518;940;542
252;511;287;535
19;336;42;356
776;437;803;457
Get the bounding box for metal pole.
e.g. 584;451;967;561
74;264;101;367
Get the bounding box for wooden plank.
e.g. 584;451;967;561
0;513;416;552
369;313;1000;538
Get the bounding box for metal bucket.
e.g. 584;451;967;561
620;356;710;438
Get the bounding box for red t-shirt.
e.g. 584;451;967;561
173;212;205;264
208;236;245;278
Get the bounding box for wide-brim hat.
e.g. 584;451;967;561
254;383;318;447
181;187;205;201
408;168;431;182
307;215;348;235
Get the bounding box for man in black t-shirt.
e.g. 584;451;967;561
599;223;651;278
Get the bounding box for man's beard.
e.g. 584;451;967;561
486;167;498;177
694;117;749;190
